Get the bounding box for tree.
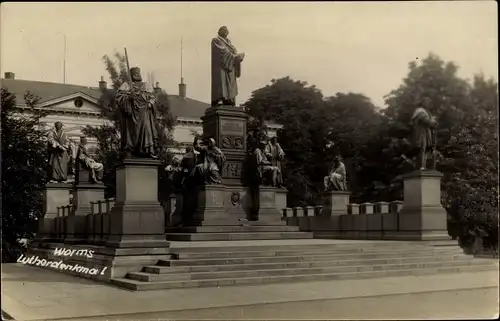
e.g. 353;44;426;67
382;53;498;250
243;77;330;206
1;88;48;262
82;52;177;198
322;93;385;202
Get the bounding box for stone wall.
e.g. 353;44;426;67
282;200;404;240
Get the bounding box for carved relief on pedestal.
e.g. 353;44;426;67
220;135;245;150
223;161;243;178
230;192;241;206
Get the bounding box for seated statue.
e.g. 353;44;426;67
324;155;347;192
76;136;103;184
254;140;282;187
192;138;226;185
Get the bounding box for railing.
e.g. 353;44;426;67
55;204;73;239
282;200;405;240
88;198;115;244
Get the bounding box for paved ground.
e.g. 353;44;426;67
61;287;499;320
2;263;498;320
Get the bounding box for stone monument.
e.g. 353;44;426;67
37;122;73;242
393;107;449;240
317;154;350;236
107;66;168;248
66;136;105;243
211;26;245;107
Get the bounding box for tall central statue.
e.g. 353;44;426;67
211;26;245;107
115;67;159;159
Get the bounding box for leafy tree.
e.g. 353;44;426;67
382;53;498;250
82;52;177;198
243;77;330;206
322;93;385;202
1;88;48;262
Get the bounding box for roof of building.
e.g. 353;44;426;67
1;78;210;120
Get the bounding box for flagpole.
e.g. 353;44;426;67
63;34;67;84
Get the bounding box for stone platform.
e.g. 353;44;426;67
165;225;313;241
110;239;497;291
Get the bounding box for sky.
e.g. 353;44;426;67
1;1;497;108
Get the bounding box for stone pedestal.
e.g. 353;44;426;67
395;170;450;241
275;188;287;213
105;158;169;248
166;193;183;227
256;186;286;225
37;183;72;241
201;106;248;186
193;184;240;225
66;183;105;243
321;191;350;216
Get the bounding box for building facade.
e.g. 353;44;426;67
1;72;282;156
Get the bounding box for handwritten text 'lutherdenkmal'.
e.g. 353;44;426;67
17;247;106;276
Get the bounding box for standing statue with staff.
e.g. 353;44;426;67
115;48;159;159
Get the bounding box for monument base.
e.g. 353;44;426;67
397;170;450;241
66;183;105;244
321;191;350;216
105;158;169;248
36;183;72;242
255;186;287;225
192;184;241;226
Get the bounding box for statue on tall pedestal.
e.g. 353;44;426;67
211;26;245;107
324;155;348;192
411;106;438;170
47;121;70;183
115;67;159;159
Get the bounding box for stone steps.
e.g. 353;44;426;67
160;248;463;267
167;240;437;253
109;240;497;291
165;231;314;241
131;255;472;282
143;253;467;274
166;226;301;233
169;245;460;260
110;261;497;291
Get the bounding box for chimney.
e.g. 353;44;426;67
98;76;107;92
154;82;162;95
4;72;15;79
178;77;186;99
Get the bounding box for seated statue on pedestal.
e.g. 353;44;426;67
192;138;226;185
76;136;104;184
254;140;283;187
324;155;347;192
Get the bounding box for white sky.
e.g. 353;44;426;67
1;1;497;107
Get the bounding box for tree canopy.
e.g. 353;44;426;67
243;53;498;248
1;88;48;262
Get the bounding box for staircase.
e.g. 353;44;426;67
110;240;498;291
165;225;314;241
